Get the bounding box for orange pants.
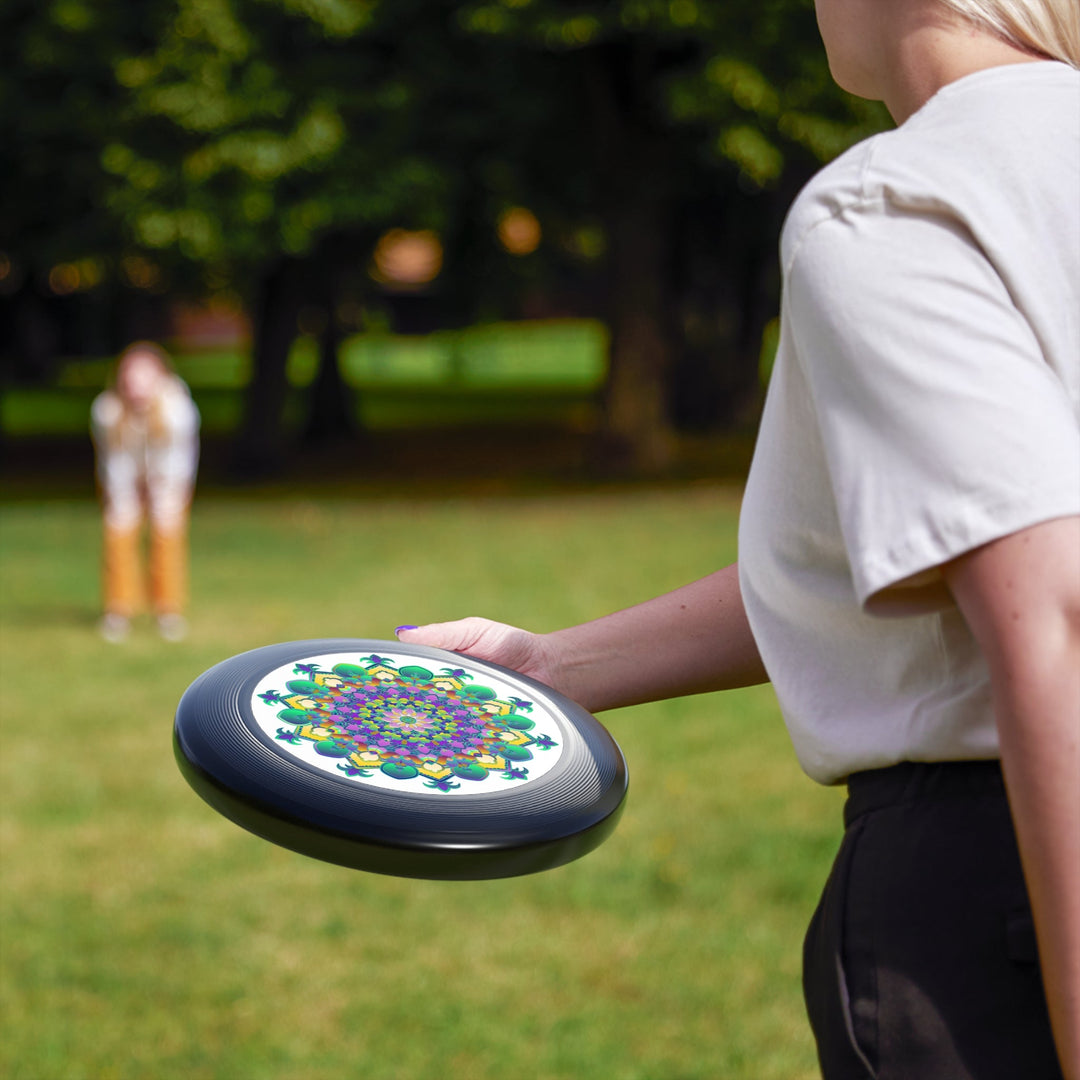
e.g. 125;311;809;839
102;517;188;618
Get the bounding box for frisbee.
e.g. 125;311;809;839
173;639;628;880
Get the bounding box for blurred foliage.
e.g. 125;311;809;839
1;0;890;467
456;0;888;181
84;1;472;275
2;0;887;291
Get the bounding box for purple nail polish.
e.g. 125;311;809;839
395;625;418;634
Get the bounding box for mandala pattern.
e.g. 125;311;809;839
249;652;562;795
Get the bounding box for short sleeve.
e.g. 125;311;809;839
90;391;122;442
787;202;1080;613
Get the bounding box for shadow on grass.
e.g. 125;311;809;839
1;603;101;630
1;426;758;503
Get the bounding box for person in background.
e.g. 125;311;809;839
397;0;1079;1076
91;341;200;642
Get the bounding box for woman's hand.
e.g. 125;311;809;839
396;618;564;691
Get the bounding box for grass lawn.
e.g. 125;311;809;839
0;484;842;1079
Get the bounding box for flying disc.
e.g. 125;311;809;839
173;639;628;880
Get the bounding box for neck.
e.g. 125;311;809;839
882;7;1047;124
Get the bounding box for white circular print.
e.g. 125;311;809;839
250;650;565;795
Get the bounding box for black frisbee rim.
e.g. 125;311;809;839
173;638;628;880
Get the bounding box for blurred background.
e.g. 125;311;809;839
1;2;889;1077
0;0;889;484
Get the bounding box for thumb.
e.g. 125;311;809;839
395;619;559;690
395;618;491;653
394;618;539;674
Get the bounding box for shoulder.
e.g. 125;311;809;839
781;61;1080;275
780;136;882;271
159;376;200;426
91;390;123;429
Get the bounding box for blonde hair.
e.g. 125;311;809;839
938;0;1080;66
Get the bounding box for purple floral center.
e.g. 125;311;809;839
268;661;554;790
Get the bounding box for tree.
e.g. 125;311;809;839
2;0;889;474
98;0;555;474
0;0;179;379
453;0;890;470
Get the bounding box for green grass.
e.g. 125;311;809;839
0;487;842;1079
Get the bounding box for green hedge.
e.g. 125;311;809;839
3;320;608;436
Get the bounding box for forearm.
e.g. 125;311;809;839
541;562;768;713
946;517;1080;1078
994;645;1080;1080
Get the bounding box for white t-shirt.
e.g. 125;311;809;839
739;62;1080;785
91;376;200;531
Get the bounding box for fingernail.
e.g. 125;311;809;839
395;625;418;635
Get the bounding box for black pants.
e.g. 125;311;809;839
803;761;1063;1080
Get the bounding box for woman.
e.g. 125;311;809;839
397;1;1079;1076
91;342;200;642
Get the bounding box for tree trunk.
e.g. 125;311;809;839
232;257;304;479
602;188;675;472
668;187;780;432
3;279;60;384
302;302;355;447
585;42;677;475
